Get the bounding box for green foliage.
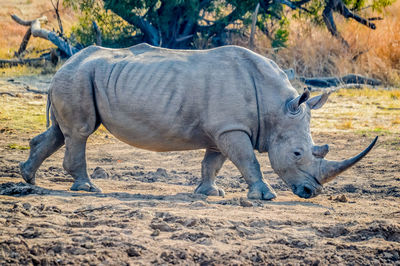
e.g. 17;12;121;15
371;0;397;12
272;18;289;48
66;0;137;47
64;0;396;49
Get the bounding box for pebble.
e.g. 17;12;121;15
240;197;253;207
127;247;141;257
190;201;208;208
22;203;31;211
91;167;109;179
334;195;348;203
150;222;175;232
151;229;160;237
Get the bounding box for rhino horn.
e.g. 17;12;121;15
318;136;378;184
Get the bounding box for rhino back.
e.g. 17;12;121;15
53;45;289;152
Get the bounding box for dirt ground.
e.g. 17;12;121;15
0;78;399;265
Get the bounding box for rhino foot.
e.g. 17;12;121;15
195;183;225;197
19;162;36;185
70;180;102;193
248;181;276;200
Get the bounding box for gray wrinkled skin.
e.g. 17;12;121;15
20;43;374;199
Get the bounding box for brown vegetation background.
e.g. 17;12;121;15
0;0;399;85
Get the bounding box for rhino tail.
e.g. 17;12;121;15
46;93;51;128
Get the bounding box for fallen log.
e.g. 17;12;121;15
0;57;48;67
298;74;382;87
0;92;17;97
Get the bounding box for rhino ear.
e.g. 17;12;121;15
287;90;310;113
307;91;331;110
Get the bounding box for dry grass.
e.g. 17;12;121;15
392;117;400;125
0;65;43;77
311;88;400;134
0;93;108;149
252;1;400;86
336;120;353;130
0;0;76;57
0;95;46;134
0;0;76;76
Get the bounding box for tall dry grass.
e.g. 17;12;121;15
0;0;76;59
251;1;400;86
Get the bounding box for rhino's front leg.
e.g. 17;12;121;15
195;149;226;197
217;131;276;200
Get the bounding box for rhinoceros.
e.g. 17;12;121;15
20;43;377;199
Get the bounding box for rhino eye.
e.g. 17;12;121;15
293;150;303;160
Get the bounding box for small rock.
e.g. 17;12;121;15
151;229;160;237
127;247;141;257
324;210;331;215
22;203;31;211
91;167;109;179
183;219;197;227
334;195;348;203
150;222;175;232
383;252;393;259
190;201;207;208
40;258;50;266
240;197;253;207
343;184;358;193
311;259;320;266
30;255;40;265
372;259;380;266
328;196;333;200
155;168;168;177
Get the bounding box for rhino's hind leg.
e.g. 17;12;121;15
216;131;276;200
20;125;65;185
195;149;226;197
63;136;101;192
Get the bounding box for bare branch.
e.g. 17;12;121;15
11;14;45;26
16;28;32;56
11;14;79;57
0;92;17;97
321;0;377;47
92;21;102;46
175;34;193;42
294;0;312;6
249;3;260;49
50;0;64;36
198;7;245;36
322;5;349;47
104;0;160;46
368;17;383;21
277;0;311;12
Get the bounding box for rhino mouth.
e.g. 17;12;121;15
292;183;322;199
292;169;323;198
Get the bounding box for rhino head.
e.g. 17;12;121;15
267;89;377;199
